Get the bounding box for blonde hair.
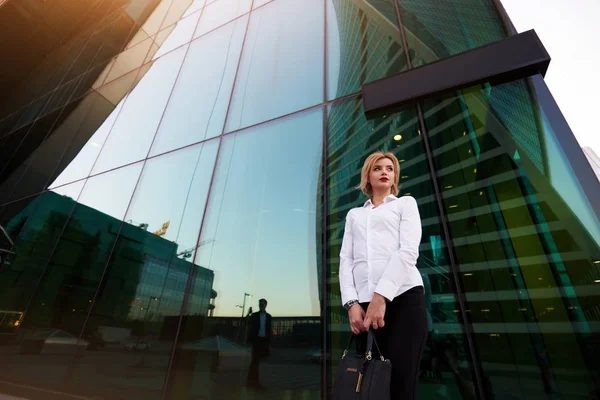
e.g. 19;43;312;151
359;152;400;197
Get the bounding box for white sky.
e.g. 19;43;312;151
500;0;600;153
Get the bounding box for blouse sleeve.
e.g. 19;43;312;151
374;196;422;301
339;210;359;305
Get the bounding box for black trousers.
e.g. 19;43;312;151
357;286;428;400
247;337;269;385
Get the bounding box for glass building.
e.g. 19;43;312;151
0;0;599;399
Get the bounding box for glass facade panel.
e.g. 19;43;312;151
0;93;104;204
50;98;127;188
224;0;324;132
1;1;599;399
140;0;175;37
421;79;600;398
193;0;251;39
327;0;408;100
325;96;477;399
0;164;142;392
104;38;157;84
397;0;507;66
90;46;187;174
63;140;218;399
183;0;206;18
253;0;271;8
162;0;196;28
153;11;202;60
150;16;248;156
166;109;323;399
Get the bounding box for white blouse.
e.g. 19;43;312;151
339;195;423;305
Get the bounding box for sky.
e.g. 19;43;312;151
500;0;600;153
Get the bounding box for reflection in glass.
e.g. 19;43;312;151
421;79;600;398
153;12;202;60
252;0;271;8
166;109;323;399
49;99;127;188
0;182;86;328
193;0;251;39
161;0;197;28
225;0;324;132
0;93;105;205
397;0;506;67
90;46;187;175
140;0;174;37
0;164;142;393
150;16;248;156
183;0;206;17
65;140;218;399
104;38;157;84
326;96;477;398
327;0;408;100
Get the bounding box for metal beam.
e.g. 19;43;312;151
362;29;550;118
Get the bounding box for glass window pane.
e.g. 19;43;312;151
64;140;218;399
165;108;323;399
326;96;477;398
150;16;248;156
421;79;600;398
105;38;156;84
90;46;187;175
253;0;271;8
0;164;142;392
225;0;324;132
327;0;408;100
50;97;127;188
0;93;116;205
398;0;506;67
0;183;86;323
153;12;201;59
161;0;197;28
141;0;175;37
192;0;251;39
183;0;205;18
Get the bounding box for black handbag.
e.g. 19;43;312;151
333;330;392;400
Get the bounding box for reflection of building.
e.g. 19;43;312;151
0;0;162;204
0;191;214;335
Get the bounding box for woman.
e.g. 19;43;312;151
339;151;427;399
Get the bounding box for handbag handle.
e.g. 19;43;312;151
365;330;385;361
341;330;386;361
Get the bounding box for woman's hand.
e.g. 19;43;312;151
363;293;386;330
348;304;366;335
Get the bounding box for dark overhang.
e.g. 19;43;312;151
362;29;550;118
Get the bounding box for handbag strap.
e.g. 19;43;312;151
366;330;386;361
341;329;386;361
341;333;356;359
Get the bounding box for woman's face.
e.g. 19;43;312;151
369;157;395;195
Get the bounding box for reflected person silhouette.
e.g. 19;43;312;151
246;298;272;389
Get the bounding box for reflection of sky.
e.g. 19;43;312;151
196;109;323;317
150;16;248;155
540;107;600;247
192;0;251;39
224;0;324;132
326;0;341;99
90;46;188;175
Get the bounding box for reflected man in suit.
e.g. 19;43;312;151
246;298;272;389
